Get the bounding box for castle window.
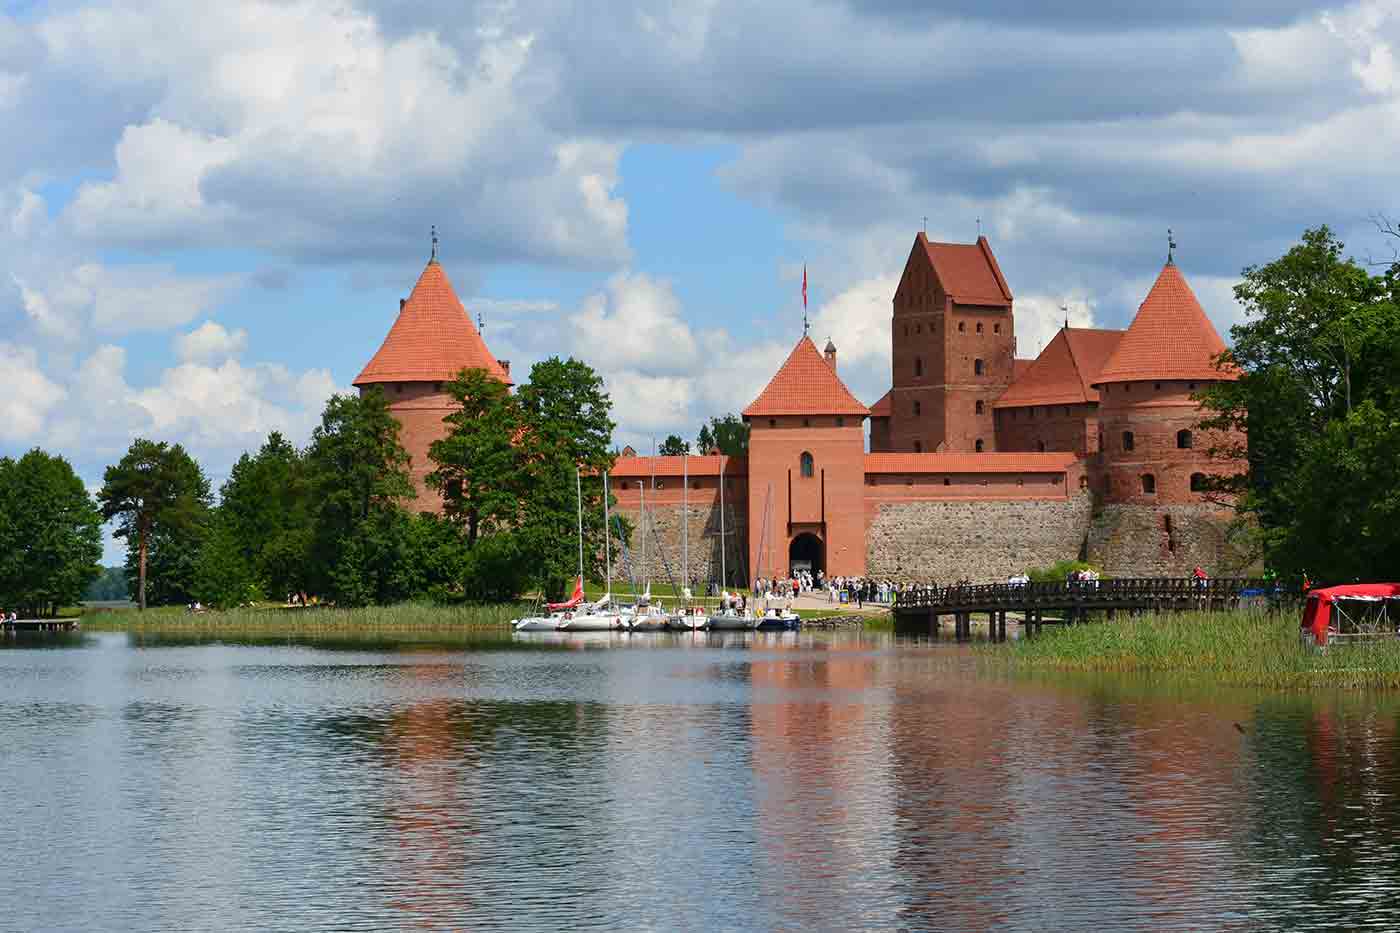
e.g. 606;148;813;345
974;359;984;376
1189;382;1197;390
1063;406;1070;416
1190;472;1207;492
994;323;1001;334
800;451;814;478
1177;429;1193;449
769;419;777;428
1154;383;1161;391
914;357;923;377
620;482;629;490
1122;431;1135;452
975;400;984;415
976;322;984;334
943;477;950;486
913;400;922;417
975;438;984;453
958;322;966;333
434;382;442;392
1037;440;1046;452
802;418;811;427
395;384;403;394
836;417;844;427
693;481;702;490
914;441;923;453
1141;474;1156;495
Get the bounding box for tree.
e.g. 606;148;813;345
217;431;313;597
0;450;103;616
1198;226;1400;580
84;566;130;602
192;515;261;609
98;440;211;610
695;414;748;455
304;389;414;603
515;357;616;596
658;434;689;456
427;368;521;547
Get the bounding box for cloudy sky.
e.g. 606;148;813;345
4;0;1399;514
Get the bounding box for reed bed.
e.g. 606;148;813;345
83;601;526;644
1000;610;1400;689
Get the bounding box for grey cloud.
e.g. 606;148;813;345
842;0;1331;30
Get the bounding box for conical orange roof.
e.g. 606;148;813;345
1092;262;1238;386
354;259;511;386
743;335;869;418
994;327;1122;408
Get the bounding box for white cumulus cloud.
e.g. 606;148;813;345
174;320;248;363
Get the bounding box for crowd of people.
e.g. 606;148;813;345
750;571;913;608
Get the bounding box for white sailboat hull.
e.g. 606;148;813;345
557;613;624;632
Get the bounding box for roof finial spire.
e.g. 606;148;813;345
1060;302;1069;330
922;215;927;234
477;311;484;332
1167;228;1176;265
430;224;439;262
976;217;982;238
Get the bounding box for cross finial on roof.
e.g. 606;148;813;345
430;225;439;262
477;312;484;332
1167;228;1176;265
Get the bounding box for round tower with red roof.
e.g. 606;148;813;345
354;252;512;508
1085;255;1248;574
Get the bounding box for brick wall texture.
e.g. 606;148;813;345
1087;503;1258;577
608;502;749;588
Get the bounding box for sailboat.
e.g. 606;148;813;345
557;469;626;631
668;451;708;630
626;450;670;632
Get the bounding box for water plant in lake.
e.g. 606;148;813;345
83;601;527;640
1000;610;1400;689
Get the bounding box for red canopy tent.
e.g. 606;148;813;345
1301;584;1400;646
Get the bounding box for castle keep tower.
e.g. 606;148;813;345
743;336;869;579
354;253;511;508
886;233;1015;454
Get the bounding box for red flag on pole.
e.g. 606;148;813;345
802;264;807;309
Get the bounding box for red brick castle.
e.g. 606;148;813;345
358;233;1247;584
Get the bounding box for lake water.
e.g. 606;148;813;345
3;629;1398;931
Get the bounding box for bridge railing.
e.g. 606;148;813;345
894;577;1274;612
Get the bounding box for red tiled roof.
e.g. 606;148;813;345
869;389;892;417
1093;263;1239;386
865;452;1080;474
354;259;511;386
742;336;870;418
994;327;1123;408
610;455;746;478
922;233;1013;306
1013;359;1035;381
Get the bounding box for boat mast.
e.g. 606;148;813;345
682;453;688;597
604;470;611;596
640;465;647;595
719;455;727;589
576;467;584;588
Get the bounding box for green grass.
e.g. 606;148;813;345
83;601;526;643
998;610;1400;689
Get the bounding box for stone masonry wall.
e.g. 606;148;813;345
866;492;1094;582
1087;503;1258;577
609;503;749;589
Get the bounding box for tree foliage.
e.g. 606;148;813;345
218;432;313;597
98;439;211;609
659;434;689;456
1198;226;1400;582
695;413;748;455
0;450;103;616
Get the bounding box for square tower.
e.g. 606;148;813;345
889;233;1015;453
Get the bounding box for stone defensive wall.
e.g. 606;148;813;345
607;456;751;588
1086;502;1257;577
863;452;1093;582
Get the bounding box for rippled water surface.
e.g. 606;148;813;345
3;630;1399;931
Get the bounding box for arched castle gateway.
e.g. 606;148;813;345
360;234;1250;583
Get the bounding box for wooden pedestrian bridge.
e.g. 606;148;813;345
893;577;1274;640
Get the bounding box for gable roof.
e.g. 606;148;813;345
1093;262;1238;386
921;233;1013;306
354;259;512;386
995;327;1123;408
742;335;870;418
869;389;892;418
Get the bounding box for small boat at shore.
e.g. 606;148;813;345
752;606;801;631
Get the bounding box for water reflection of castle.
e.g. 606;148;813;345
357;234;1246;583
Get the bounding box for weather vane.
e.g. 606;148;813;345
1060;303;1069;330
477;312;485;332
1167;228;1176;265
431;224;439;261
